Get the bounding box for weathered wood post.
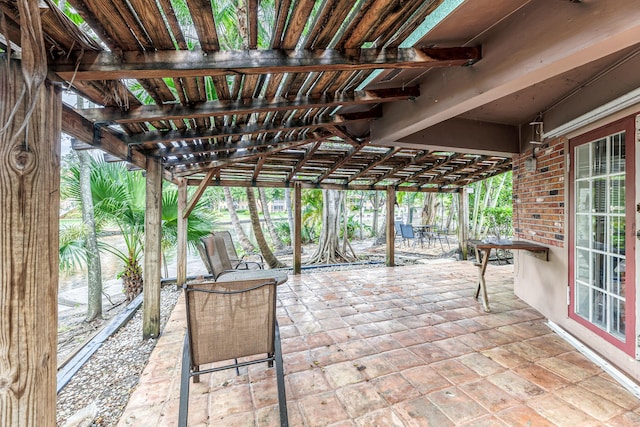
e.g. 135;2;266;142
458;187;469;260
176;178;188;287
293;182;302;274
0;57;61;425
143;157;163;339
386;186;395;267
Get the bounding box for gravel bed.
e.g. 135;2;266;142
56;285;181;427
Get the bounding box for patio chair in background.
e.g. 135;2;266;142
201;235;263;280
179;278;288;427
400;224;423;248
214;230;265;268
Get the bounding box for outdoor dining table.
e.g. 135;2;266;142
468;239;549;312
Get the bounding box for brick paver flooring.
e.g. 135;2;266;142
118;261;640;426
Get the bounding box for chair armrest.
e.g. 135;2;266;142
240;253;265;263
234;260;264;270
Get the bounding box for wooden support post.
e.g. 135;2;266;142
293;182;302;275
177;178;188;287
0;58;61;425
386;186;395;267
458;187;469;260
143;157;163;339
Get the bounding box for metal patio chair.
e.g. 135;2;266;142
201;235;263;279
214;230;265;268
179;277;288;427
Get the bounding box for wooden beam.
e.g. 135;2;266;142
129;115;364;148
184;169;215;219
62;104;146;169
78;87;420;124
176;178;188;286
1;61;60;425
169;138;326;174
386;186;395;267
153;131;329;159
143;157;163;339
184;178;461;193
293;182;302;274
52;47;481;81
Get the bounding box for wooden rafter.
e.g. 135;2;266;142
348;147;401;183
78;87;419;124
372;150;433;185
287;141;322;181
171;139;325;176
52;47;481;81
313;143;366;184
394;153;463;186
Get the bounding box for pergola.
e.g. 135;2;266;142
2;0;640;424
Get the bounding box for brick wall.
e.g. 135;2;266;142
512;137;566;247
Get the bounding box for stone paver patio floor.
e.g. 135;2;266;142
118;261;640;426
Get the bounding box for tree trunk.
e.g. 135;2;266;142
359;191;364;239
224;186;256;253
285;187;295;247
371;191;380;237
258;188;284;250
78;149;103;321
421;193;438;225
247;188;285;268
307;190;354;264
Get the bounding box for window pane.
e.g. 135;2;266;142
576;181;590;213
611;257;625;297
591;216;606;251
609;176;625;213
610;133;625;173
610;297;625;337
592;289;606;328
576;144;590;179
576;249;590;282
575;215;589;248
610;217;625;256
576;283;590;318
592;251;606;289
592;178;607;213
592;138;607;176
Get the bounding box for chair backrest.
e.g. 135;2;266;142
214;230;241;263
394;223;403;235
400;224;415;239
201;235;234;278
184;278;277;366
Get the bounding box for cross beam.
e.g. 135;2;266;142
52;47;481;81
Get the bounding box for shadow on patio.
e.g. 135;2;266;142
118;261;640;426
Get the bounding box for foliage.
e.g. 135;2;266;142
161;186;214;252
484;205;513;239
301;189;323;241
59;223;88;272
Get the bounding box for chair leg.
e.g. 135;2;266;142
274;322;289;427
178;334;191;427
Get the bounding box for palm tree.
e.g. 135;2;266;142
246;188;284;268
63;159;215;301
160;186;214;276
